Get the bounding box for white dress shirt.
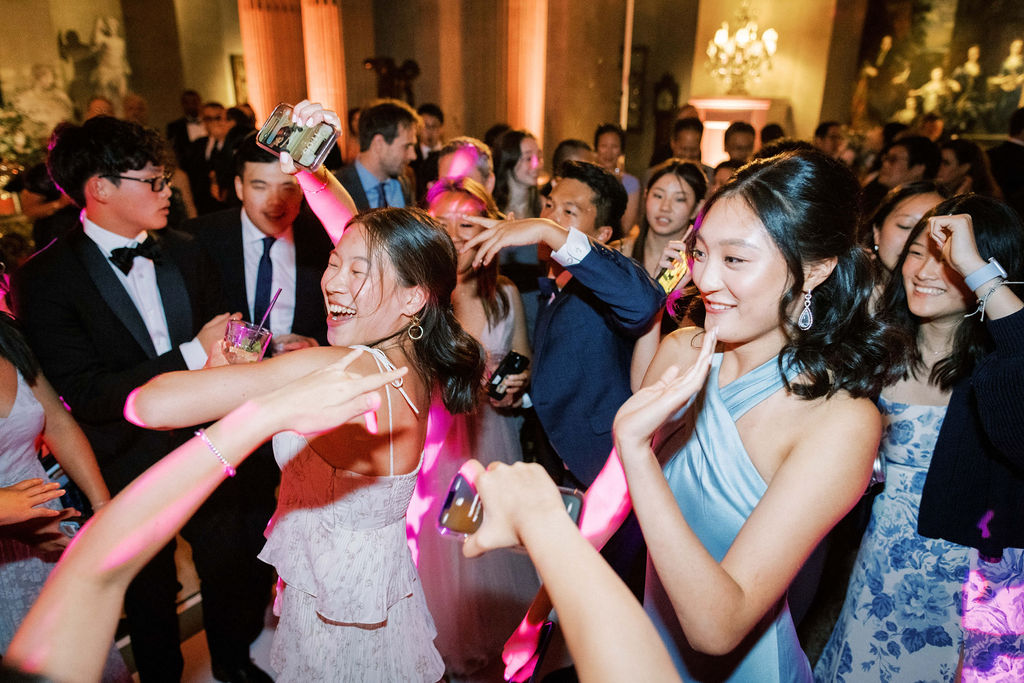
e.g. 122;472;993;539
83;218;207;369
240;209;297;335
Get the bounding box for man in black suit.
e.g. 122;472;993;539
184;135;333;577
182;101;246;215
988;107;1024;212
165;89;204;166
10;116;272;683
335;99;417;211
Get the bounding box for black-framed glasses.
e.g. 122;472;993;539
103;172;173;192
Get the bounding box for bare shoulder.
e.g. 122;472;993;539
793;392;881;470
644;326;713;386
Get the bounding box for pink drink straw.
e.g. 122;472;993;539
257;288;282;332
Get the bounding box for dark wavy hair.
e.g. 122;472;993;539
492;129;541;218
425;177;510;327
0;312;40;385
354;207;485;413
861;180;949;250
47;116;168;208
692;149;907;399
630;159;706;263
879;194;1024;390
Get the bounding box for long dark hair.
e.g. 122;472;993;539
693;149;907;399
0;312;40;384
355;208;485;413
631;159;706;263
425;177;511;327
492;129;540;217
861;180;949;249
940;139;1002;199
879;194;1024;390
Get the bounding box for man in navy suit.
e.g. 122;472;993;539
335;99;417;211
465;160;664;487
10;116;273;683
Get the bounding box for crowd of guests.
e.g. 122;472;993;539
0;86;1022;683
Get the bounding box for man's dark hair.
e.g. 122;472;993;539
551;139;592;177
593;122;625;150
892;135;941;179
1009;107;1024;138
558;160;628;241
814;121;840;140
761;123;785;145
358;99;419;151
724;121;755;144
673;117;704;138
233;132;277;178
417;102;444;124
46;116;168;208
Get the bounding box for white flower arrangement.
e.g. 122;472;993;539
0;107;46;168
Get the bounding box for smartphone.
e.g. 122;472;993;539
437;473;584;539
655;257;689;293
487;350;530;399
256;103;339;171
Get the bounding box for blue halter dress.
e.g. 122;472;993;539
643;352;813;682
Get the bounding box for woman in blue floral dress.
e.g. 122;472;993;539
817;195;1024;682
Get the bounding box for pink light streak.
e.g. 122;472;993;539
405;398;454;565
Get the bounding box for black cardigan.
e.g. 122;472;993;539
917;307;1024;557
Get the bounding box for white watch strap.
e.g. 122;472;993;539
965;258;1007;291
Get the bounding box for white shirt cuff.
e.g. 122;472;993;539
550;227;591;267
180;338;208;370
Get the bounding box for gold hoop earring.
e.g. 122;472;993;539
407;315;424;340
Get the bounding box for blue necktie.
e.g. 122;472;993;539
377;182;389;208
253;236;275;324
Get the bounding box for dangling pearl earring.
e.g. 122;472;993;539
797;290;814;331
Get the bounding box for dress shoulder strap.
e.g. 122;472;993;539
349;345;419;476
715;353;799;421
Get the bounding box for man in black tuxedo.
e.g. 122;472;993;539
182;102;246;215
335;99;417;211
165;89;204;166
10;116;273;683
183;134;333;578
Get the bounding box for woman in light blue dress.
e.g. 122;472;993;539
594;150;908;682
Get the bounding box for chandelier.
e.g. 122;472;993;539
705;2;778;95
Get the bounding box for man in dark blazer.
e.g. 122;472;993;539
334;99;418;211
181;101;246;216
10;116;272;683
184;135;333;597
465;160;663;607
165;89;204;166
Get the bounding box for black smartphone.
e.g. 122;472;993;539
487;350;529;399
256;103;339;171
437;472;584;539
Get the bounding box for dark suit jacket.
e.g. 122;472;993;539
336;162;413;212
186;207;332;346
165;116;193;165
182;128;247;215
987;140;1024;202
531;242;665;486
9;226;224;491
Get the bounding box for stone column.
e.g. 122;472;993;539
506;0;548;140
300;0;349;134
237;0;307;120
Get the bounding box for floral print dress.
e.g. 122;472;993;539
815;397;970;683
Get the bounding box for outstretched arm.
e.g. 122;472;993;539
282;100;358;244
6;352;403;683
465;461;680;683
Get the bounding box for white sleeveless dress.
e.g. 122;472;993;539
258;347;444;682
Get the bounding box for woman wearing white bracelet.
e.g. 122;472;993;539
816;194;1024;681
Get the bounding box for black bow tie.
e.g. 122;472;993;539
109;237;161;275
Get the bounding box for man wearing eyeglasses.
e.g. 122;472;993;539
10;116;273;683
183;101;244;215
